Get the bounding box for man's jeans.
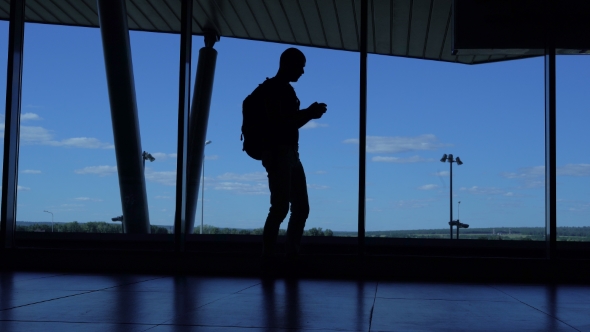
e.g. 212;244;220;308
261;147;309;255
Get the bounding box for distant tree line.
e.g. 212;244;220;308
15;222;333;236
193;225;333;236
15;222;590;241
16;221;169;234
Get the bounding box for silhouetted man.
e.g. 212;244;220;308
260;48;327;258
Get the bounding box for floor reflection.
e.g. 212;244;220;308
284;278;301;328
546;284;557;331
0;273;13;316
261;278;302;329
112;275;138;332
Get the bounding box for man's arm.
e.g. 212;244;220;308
264;94;326;128
294;102;327;128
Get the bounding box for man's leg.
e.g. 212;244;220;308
285;157;309;254
262;150;291;256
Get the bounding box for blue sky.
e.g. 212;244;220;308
1;22;589;232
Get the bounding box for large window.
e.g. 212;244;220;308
191;38;359;237
131;30;179;235
557;55;590;241
366;55;545;240
15;24;182;236
16;23;122;235
0;19;7;232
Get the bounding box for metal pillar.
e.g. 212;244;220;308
1;0;25;249
185;31;218;234
174;0;193;251
545;0;557;260
97;0;150;234
357;0;368;255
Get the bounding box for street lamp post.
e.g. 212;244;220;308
142;151;155;170
440;154;468;239
201;140;212;234
43;210;53;232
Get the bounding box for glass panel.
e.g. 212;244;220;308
557;55;590;241
190;38;359;238
16;23;122;234
0;19;7;232
366;55;545;240
131;30;179;235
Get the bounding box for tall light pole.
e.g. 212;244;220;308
142;151;155;169
43;210;53;232
440;154;467;239
201;140;212;234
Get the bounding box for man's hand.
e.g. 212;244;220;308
308;102;327;119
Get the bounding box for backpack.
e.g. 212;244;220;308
241;79;272;160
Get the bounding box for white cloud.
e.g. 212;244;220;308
460;186;506;195
343;134;450;154
204;172;270;195
151;152;168;160
17;186;30;191
501;166;544;179
214;181;268;195
418;184;439;190
46;137;114;149
21;169;41;174
501;166;544;189
21;113;42;121
20;126;53;142
393;199;433;209
301;121;328;129
155;195;171;199
217;172;267;182
0;121;113;149
145;170;176;186
307;184;329;190
205;155;219;160
75;165;117;176
372;155;431;163
558;164;590;177
74;197;103;202
432;171;449;177
148;153;178;161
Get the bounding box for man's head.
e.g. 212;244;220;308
278;48;306;82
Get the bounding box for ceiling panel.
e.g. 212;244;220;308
213;0;249;39
407;0;432;58
196;0;233;37
26;0;60;23
0;1;10;16
146;0;179;32
316;0;343;49
226;0;264;40
390;0;411;56
334;0;358;51
133;0;172;32
372;0;392;55
263;0;297;44
423;0;450;60
0;0;535;65
297;0;327;47
279;0;311;45
244;0;280;42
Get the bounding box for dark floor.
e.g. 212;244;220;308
1;271;589;331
